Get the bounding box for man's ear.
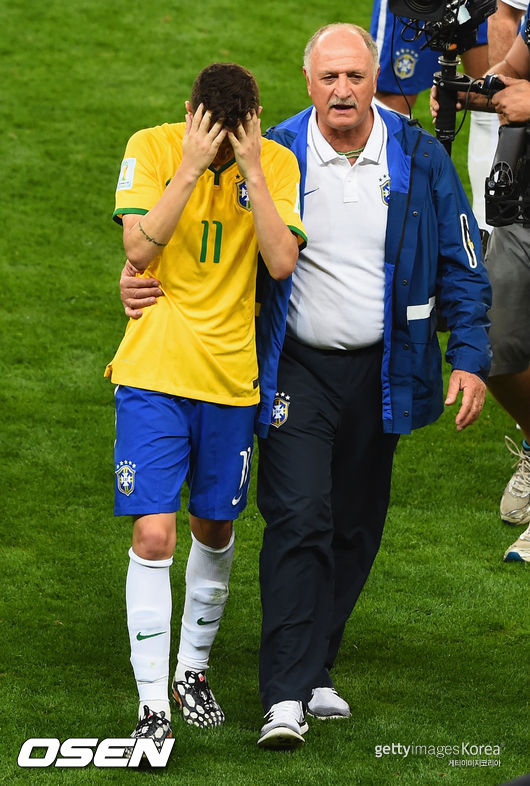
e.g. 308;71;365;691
303;67;311;97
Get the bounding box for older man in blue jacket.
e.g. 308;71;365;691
255;23;491;749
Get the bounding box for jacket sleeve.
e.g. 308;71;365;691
432;148;492;382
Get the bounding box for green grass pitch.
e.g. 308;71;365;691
1;0;527;783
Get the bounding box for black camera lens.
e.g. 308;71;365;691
389;0;446;21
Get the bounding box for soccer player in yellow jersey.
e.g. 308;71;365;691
106;63;306;750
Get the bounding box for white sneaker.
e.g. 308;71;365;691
258;701;308;750
504;523;530;562
500;437;530;525
307;687;351;719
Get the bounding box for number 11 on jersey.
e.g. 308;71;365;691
200;220;223;264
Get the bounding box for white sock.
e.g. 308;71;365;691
468;110;500;232
137;699;171;720
126;548;173;717
176;531;235;676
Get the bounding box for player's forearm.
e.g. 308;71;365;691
123;167;198;270
488;58;527;80
484;34;530;97
246;174;299;280
487;3;525;67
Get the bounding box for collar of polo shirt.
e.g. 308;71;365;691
309;103;386;166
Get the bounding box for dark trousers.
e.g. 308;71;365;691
257;336;399;710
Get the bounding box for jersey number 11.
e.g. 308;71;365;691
200;220;223;264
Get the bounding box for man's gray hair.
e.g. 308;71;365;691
303;23;379;78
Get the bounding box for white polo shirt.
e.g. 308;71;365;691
287;104;390;350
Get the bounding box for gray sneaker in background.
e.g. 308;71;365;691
500;436;530;525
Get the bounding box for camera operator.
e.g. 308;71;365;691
372;1;528;230
430;7;530;119
471;0;528;228
486;0;530;123
431;5;530;562
489;1;529;76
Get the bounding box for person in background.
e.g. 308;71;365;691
370;0;528;231
430;5;530;562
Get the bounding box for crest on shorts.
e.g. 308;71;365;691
116;460;136;496
393;48;418;80
379;177;390;206
271;392;290;428
236;180;251;211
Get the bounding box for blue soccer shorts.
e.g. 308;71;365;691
113;386;256;520
370;0;488;94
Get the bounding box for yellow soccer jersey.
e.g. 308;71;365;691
106;122;306;406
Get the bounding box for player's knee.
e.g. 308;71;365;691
133;519;175;560
191;517;233;549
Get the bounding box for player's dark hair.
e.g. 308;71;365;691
190;63;260;129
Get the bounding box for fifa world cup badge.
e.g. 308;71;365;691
271;393;290;428
116;158;136;191
116;460;136;496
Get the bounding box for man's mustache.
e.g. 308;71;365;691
328;99;357;109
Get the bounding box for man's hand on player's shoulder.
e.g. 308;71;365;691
120;260;164;319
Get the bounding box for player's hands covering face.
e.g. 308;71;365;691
181;102;228;180
227;109;263;181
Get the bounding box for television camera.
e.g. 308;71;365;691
388;0;530;226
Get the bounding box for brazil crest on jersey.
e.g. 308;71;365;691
106;122;306;406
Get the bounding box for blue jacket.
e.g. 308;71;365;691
255;105;491;436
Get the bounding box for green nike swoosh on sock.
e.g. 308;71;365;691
197;617;222;626
136;631;166;640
